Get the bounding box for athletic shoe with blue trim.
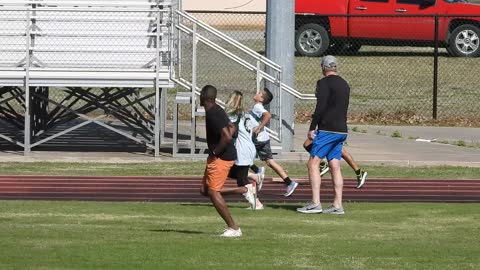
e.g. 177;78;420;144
256;166;265;191
284;181;299;197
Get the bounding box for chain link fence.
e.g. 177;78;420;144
170;11;266;120
184;11;480;126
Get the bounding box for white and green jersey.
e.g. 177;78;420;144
251;103;270;142
229;112;258;166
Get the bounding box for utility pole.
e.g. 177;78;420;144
266;0;295;152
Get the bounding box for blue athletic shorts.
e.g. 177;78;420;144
310;131;347;161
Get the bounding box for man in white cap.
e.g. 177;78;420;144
297;55;350;215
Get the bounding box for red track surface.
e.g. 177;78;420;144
1;175;480;203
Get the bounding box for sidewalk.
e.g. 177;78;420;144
288;124;480;167
0;124;479;167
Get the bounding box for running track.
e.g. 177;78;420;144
1;176;480;203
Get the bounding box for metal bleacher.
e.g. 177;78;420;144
0;0;314;157
0;0;176;156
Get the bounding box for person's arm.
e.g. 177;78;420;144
227;114;239;138
213;126;233;156
228;121;238;138
253;111;271;135
309;80;329;132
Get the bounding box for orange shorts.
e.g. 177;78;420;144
202;157;235;192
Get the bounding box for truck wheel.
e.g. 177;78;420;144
447;24;480;57
295;23;329;57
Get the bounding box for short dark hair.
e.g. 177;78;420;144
201;85;217;101
262;88;273;105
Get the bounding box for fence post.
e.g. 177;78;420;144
191;23;198;155
154;10;161;157
24;7;32;156
433;14;439;120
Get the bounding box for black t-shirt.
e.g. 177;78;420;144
309;74;350;133
205;104;237;161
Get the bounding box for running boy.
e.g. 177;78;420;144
249;88;299;197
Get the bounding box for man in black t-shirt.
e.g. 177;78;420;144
199;85;241;237
297;55;350;215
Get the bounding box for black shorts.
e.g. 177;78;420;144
253;140;273;161
228;165;250;187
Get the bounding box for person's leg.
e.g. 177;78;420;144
328;158;343;208
265;158;298;196
342;148;368;189
224;166;256;209
308;156;323;205
220;186;247;195
323;134;347;214
209;190;238;229
256;141;297;195
247;172;262;189
205;158;238;230
305;137;329;176
248;172;260;182
265;159;288;180
235;166;251;187
245;173;264;209
222;165;248;195
250;164;260;174
341;148;359;172
299;131;339;213
297;155;323;213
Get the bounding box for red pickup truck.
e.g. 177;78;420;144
295;0;480;57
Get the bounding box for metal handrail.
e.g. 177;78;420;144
174;10;318;144
176;23;270;76
177;10;281;71
172;77;281;141
282;83;316;100
176;12;316;101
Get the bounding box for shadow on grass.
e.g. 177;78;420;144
149;229;204;234
266;204;300;211
179;203;210;207
179;202;251;209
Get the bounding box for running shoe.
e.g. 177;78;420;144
356;170;368;189
297;202;323;214
323;205;345;215
256;166;265;191
284;181;299;197
220;227;242;237
320;161;330;176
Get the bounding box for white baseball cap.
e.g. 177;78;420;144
321;55;337;69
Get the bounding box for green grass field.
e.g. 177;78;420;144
1;164;479;269
0;201;479;270
0;162;479;179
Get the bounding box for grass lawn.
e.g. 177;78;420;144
0;162;479;179
0;201;478;270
